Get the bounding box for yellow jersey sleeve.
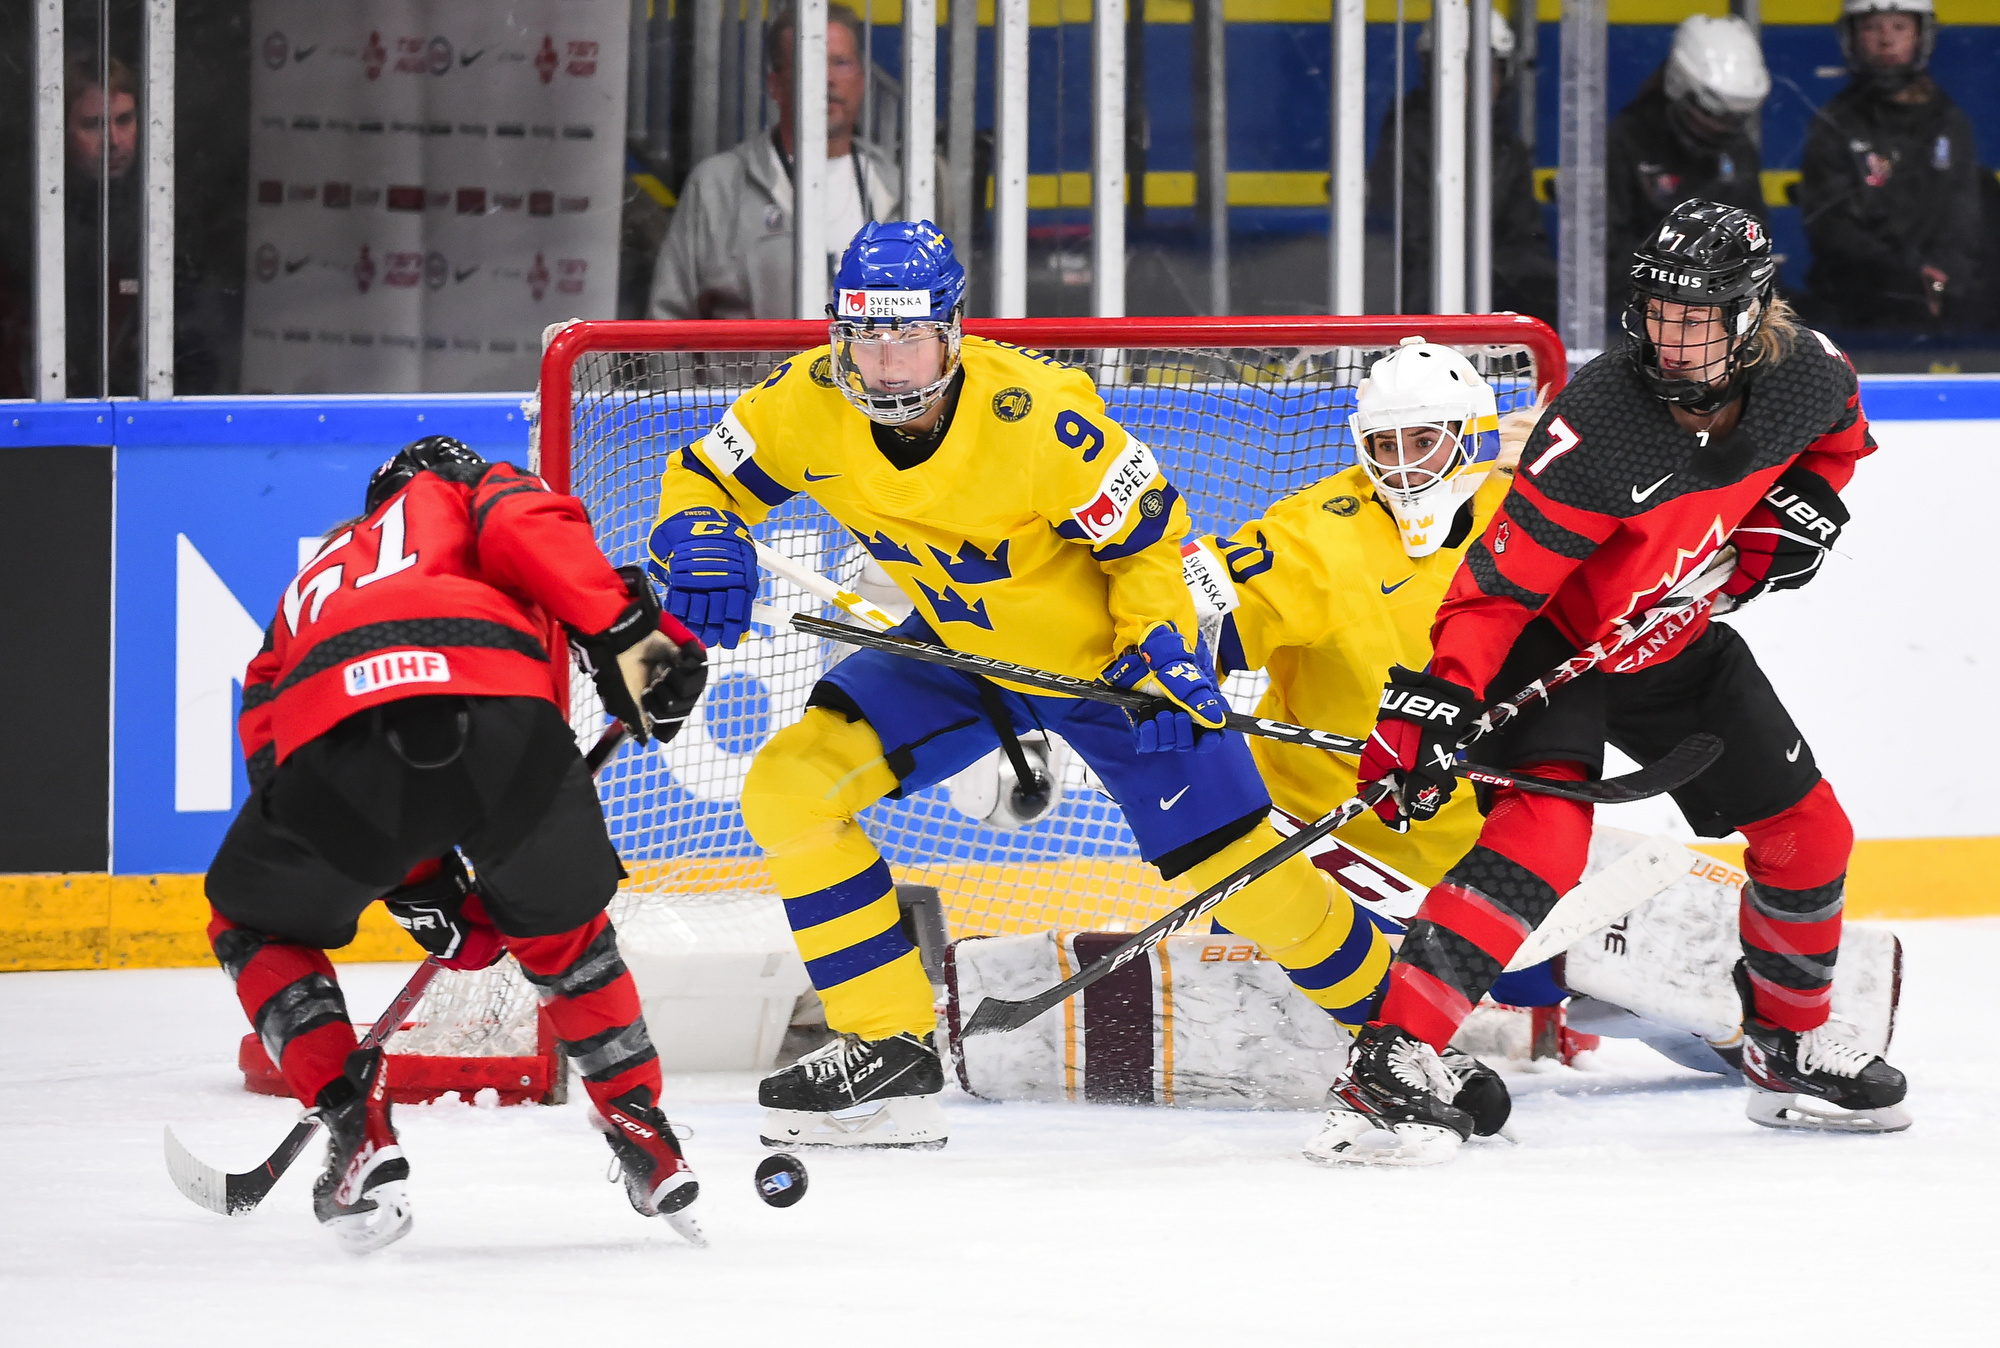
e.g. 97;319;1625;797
1027;364;1196;654
1206;496;1359;675
653;353;815;526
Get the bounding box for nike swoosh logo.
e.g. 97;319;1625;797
1380;576;1413;595
458;48;485;67
284;256;310;274
454;264;479;282
1631;474;1673;504
1159;785;1191;810
294;45;317;61
803;469;839;482
1786;739;1802;762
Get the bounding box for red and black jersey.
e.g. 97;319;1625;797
239;461;630;780
1431;329;1873;698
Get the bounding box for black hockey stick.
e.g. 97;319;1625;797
164;721;634;1217
793;615;1698;807
955;561;1735;1038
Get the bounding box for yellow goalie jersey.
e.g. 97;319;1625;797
652;335;1196;679
1196;463;1510;885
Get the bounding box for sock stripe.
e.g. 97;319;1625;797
1413;883;1532;965
1378;964;1474;1051
783;859;896;931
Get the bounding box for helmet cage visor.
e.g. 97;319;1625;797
1349;399;1501;558
828;316;962;426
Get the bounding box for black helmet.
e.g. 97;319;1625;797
1622;200;1777;414
365;436;489;514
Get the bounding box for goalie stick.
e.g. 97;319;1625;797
956;563;1734;1038
164;721;632;1217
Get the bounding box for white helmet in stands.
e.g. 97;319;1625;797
1663;15;1770;148
1350;337;1501;560
1838;0;1936;91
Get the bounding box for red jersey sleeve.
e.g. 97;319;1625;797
1784;335;1875;496
1429;464;1620;699
239;621;283;787
468;463;635;636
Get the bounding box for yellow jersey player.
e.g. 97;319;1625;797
647;221;1392;1150
1196;337;1515;892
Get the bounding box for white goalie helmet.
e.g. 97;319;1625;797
1350;337;1501;559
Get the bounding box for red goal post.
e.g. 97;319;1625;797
532;313;1565;940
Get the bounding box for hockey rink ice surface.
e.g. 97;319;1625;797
4;921;1993;1347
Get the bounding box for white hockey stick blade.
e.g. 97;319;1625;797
752;542;899;630
163;1126;231;1215
1505;837;1698;972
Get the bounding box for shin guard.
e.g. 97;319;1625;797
208;910;357;1107
1381;767;1593;1050
1738;779;1852;1031
508;916;661;1114
740;709;933;1040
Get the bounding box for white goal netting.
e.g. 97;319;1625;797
386;320;1554;1067
549;321;1551;943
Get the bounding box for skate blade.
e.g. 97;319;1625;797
1304;1114;1463;1168
1747;1088;1912;1134
663;1207;709;1249
759;1095;949;1151
323;1180;414;1256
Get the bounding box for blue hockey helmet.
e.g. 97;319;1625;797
828;220;966;426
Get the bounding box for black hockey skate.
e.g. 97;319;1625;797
1440;1046;1511;1138
1304;1023;1474;1167
595;1088;706;1246
311;1047;413;1255
759;1030;948;1150
1734;964;1910;1134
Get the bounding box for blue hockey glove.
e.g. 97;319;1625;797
646;506;758;650
1103;624;1229;754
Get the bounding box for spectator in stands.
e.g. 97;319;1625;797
1606;15;1768;298
1799;0;1982;330
649;2;953;321
1366;6;1556;323
65;50;141;395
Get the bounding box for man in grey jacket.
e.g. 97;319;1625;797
649;3;950;321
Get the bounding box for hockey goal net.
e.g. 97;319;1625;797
536;315;1563;940
331;316;1564;1095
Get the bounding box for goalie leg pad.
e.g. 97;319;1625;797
1197;828;1392;1029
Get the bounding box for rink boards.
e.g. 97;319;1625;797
1;375;1996;968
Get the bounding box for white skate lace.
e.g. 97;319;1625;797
1796;1019;1875;1079
799;1033;866;1087
1386;1038;1459;1100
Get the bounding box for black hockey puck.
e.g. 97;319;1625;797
754;1153;808;1208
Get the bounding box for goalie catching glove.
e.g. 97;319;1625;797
570;565;708;747
1103;623;1229;753
1356;664;1477;828
1722;465;1847;604
381;853;505;971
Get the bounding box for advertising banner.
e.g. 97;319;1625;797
240;0;629;394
